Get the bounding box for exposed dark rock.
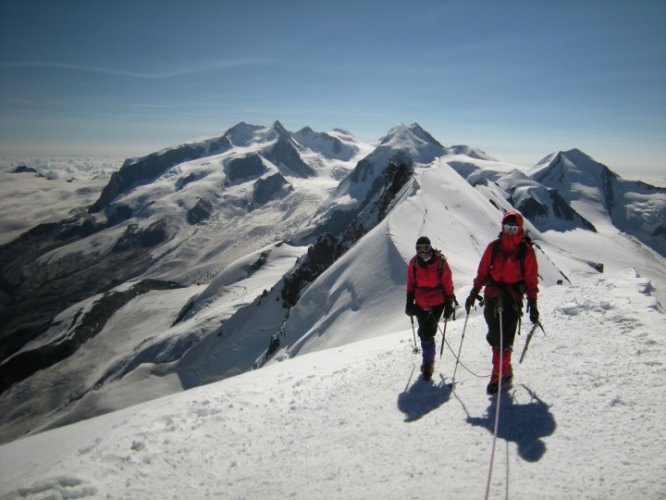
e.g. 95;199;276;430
281;233;346;308
139;220;170;247
1;223;67;297
176;172;208;190
0;216;173;366
252;174;292;207
251;250;271;270
225;154;267;184
89;144;206;213
265;122;315;178
171;298;195;327
0;279;184;394
512;189;596;233
281;158;413;308
187;198;213;225
107;204;133;226
515;197;549;220
112;219;170;251
548;190;596;231
376;160;412;218
292;126;358;161
57;210;105;240
10;166;39;175
301;210;356;243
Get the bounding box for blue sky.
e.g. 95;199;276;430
1;0;664;178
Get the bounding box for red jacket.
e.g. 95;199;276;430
472;212;538;301
406;252;454;308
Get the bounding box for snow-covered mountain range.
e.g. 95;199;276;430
0;121;664;496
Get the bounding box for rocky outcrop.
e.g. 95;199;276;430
89;144;206;213
265;121;316;178
292;127;358;161
0;279;184;394
252;174;292;207
281;158;413;308
514;190;597;233
224;154;267;184
187;198;213;225
0;218;173;365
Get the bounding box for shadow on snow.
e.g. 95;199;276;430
463;384;556;462
397;371;452;422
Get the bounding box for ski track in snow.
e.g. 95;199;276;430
1;270;664;500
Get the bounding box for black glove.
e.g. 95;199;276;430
527;299;539;323
465;289;480;314
444;295;455;320
405;292;416;317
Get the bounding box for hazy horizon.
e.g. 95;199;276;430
1;0;664;180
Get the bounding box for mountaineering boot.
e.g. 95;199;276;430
502;365;513;384
486;376;500;394
421;363;434;381
421;338;436;380
487;348;513;394
421;363;434;380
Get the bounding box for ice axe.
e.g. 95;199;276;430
410;316;420;354
439;318;448;359
519;320;546;364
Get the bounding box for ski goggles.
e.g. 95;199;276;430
503;223;520;235
416;244;432;253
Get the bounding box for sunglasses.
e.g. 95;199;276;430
503;223;520;235
416;244;432;253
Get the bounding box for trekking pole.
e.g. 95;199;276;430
449;312;470;388
484;303;505;500
439;297;458;358
519;320;546;364
410;316;420;354
439;318;448;359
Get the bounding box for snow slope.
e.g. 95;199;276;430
2;128;664;450
0;269;663;500
1;123;664;500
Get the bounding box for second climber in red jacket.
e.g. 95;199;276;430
405;236;456;381
465;211;539;394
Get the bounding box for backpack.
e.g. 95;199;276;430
411;249;448;290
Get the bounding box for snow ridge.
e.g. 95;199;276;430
0;270;663;499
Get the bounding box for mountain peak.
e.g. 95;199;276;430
379;122;443;150
296;126;314;135
533;148;618;184
272;120;290;137
560;148;597;166
408;123;445;148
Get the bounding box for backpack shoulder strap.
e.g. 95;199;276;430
518;235;534;278
434;248;447;274
489;239;501;270
411;251;448;290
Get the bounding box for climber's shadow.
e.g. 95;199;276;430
465;384;556;462
398;373;452;422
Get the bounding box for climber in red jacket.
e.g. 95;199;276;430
465;211;539;394
405;236;456;381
